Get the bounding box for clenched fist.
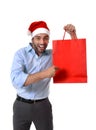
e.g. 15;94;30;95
44;65;59;78
64;24;77;39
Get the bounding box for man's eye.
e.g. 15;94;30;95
35;36;49;41
44;37;49;41
36;37;41;40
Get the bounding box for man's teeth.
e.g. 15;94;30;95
39;45;44;48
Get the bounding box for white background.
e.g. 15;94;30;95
0;0;96;130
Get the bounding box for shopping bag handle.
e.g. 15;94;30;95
63;31;66;40
63;30;78;40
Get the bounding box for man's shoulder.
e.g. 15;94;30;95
14;46;28;57
15;44;31;53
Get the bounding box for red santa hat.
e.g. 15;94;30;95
28;21;50;38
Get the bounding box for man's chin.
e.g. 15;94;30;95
39;48;45;52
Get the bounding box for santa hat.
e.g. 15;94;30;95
28;21;50;38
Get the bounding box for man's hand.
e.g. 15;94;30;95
45;65;59;78
64;24;77;39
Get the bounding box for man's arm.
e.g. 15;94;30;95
24;65;59;86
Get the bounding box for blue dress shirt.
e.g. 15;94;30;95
10;43;52;100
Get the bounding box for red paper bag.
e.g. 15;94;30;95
52;38;87;83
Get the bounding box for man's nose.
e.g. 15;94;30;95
40;38;45;43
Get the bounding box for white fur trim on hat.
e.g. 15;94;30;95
29;28;50;38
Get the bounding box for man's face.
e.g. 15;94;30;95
32;33;49;55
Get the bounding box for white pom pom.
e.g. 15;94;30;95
27;30;32;36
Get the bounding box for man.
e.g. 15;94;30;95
10;21;77;130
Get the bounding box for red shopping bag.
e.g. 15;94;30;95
52;32;87;83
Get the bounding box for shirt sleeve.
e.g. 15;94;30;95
10;50;28;89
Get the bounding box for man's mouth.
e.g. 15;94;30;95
39;45;44;48
39;45;45;50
